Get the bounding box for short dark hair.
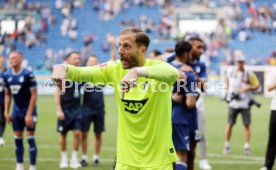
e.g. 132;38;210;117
175;41;192;57
84;54;98;64
150;49;162;56
120;27;150;48
188;37;204;43
65;51;80;59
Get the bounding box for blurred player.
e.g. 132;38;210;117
165;37;210;170
260;71;276;170
54;52;82;169
3;51;38;170
80;55;105;167
52;27;179;170
170;41;198;170
148;49;162;60
0;56;6;146
188;37;210;170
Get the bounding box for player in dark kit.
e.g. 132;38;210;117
170;41;199;170
3;51;38;170
54;52;82;169
80;55;105;167
0;56;6;146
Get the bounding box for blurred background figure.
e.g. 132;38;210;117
224;51;260;155
260;71;276;170
54;52;82;169
80;55;105;167
0;56;5;146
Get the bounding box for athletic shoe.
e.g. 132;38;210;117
259;167;269;170
16;163;24;170
199;159;212;170
80;159;88;167
69;159;81;169
59;159;68;168
223;145;231;154
0;137;5;146
93;158;100;166
243;147;251;155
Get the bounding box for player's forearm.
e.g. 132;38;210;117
197;77;207;92
268;83;276;92
110;44;117;61
186;96;197;109
136;62;178;84
4;92;11;114
250;83;260;91
54;88;63;112
27;90;37;116
66;65;95;82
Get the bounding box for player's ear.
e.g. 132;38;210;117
140;46;147;54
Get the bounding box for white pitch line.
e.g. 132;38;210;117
3;144;116;151
207;153;264;161
0;157;114;162
0;158;262;165
1;144;265;162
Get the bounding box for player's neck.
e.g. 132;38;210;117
175;57;187;65
137;57;146;67
13;66;22;73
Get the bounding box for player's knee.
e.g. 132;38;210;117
74;130;81;138
14;131;23;138
26;131;35;137
82;132;88;139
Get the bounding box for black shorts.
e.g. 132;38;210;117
82;111;105;133
228;107;251;125
172;124;190;151
12;115;37;132
57;108;82;134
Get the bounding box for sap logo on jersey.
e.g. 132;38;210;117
122;98;148;114
10;85;22;94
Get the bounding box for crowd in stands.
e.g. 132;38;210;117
1;0;276;75
55;0;81;40
0;0;56;55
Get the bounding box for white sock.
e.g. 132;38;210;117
244;143;250;149
16;163;24;169
71;150;78;161
93;154;99;160
29;165;36;170
81;155;88;161
225;141;230;147
61;151;68;160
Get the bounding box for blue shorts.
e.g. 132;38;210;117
189;127;200;144
82;111;105;133
57;108;82;134
172;124;190;151
12;114;37;132
189;114;200;143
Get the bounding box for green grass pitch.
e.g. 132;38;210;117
0;95;271;170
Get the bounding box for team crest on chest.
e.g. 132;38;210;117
8;77;12;82
19;76;24;83
196;66;201;73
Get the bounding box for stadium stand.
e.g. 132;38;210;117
0;0;276;75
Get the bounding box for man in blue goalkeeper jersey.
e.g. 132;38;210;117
3;51;38;170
